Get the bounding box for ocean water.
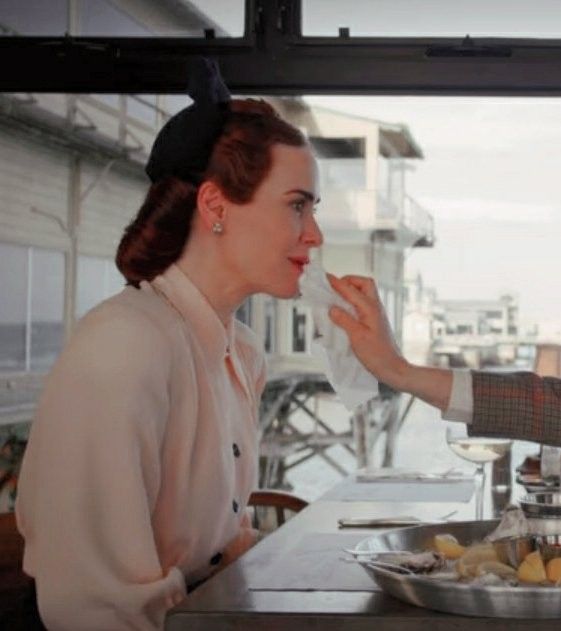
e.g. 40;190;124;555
285;394;538;507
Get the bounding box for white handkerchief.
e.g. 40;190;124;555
299;260;378;411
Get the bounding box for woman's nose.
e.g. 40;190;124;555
302;213;323;247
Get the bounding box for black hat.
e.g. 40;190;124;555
145;57;231;185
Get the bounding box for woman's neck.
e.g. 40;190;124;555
175;244;249;327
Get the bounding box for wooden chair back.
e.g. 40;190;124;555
247;489;308;533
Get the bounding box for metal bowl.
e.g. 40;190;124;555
492;535;537;568
356;520;561;618
516;474;560;494
520;492;561;518
520;493;561;535
535;534;561;563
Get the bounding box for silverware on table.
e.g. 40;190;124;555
338;517;422;528
338;510;458;529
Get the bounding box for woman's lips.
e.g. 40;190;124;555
288;257;309;274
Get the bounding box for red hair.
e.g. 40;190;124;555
116;99;306;286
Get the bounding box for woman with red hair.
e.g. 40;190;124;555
16;59;323;630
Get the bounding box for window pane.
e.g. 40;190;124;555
0;0;67;35
236;298;252;326
377;157;389;196
76;255;106;320
264;298;277;353
77;257;125;320
105;263;125;298
302;0;561;38
127;96;158;127
292;306;307;353
172;0;245;37
30;248;65;372
381;288;396;329
0;243;27;373
0;0;245;37
81;0;150;36
318;158;365;190
164;95;193;117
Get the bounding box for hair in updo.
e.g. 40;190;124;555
116;99;307;287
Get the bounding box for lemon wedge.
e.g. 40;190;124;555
434;534;466;560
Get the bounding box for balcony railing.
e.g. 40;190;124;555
403;195;435;245
319;187;433;242
1;91;170;165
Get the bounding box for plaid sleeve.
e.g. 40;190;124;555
469;371;561;446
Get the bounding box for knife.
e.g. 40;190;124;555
338;516;422;528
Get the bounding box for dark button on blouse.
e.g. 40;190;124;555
209;552;223;566
232;443;241;458
232;500;239;513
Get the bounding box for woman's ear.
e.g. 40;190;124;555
196;181;227;232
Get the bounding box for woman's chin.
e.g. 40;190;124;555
267;281;300;300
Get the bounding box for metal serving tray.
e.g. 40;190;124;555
356;519;561;619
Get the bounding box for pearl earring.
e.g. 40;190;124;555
212;222;224;235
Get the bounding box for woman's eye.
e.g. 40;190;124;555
291;200;306;213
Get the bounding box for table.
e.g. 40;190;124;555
165;476;557;630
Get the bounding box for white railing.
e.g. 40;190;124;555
318;188;434;242
403;195;435;242
376;192;434;241
11;92;169;159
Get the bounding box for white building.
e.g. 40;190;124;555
402;272;439;365
434;295;520;368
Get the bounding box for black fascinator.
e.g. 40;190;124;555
145;57;231;184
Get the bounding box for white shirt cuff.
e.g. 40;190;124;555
441;369;473;424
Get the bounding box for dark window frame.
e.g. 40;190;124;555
2;1;561;95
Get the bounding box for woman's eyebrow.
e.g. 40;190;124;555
285;189;321;204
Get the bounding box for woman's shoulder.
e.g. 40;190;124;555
70;286;184;361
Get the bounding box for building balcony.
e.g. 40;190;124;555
374;193;435;247
318;188;434;247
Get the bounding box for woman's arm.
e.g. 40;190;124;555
327;273;561;446
16;308;185;631
327;274;453;411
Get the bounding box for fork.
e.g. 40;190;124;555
342;555;416;575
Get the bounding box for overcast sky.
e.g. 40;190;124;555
305;95;561;331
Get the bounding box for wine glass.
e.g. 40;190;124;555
445;425;512;520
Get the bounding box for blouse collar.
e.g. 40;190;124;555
148;264;235;366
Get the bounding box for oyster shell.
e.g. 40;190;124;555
485;505;529;542
378;550;446;574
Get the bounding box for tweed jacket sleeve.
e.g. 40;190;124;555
469;371;561;446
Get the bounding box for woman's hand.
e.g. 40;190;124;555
327;273;453;411
327;274;409;390
220;527;259;567
217;510;260;571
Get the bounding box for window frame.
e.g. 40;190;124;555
2;1;561;95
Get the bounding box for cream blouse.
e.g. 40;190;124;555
16;264;266;631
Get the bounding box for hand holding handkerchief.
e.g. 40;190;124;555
299;260;378;411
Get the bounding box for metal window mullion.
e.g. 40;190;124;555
118;95;128;146
304;306;313;354
67;0;80;36
64;156;81;336
25;247;33;373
